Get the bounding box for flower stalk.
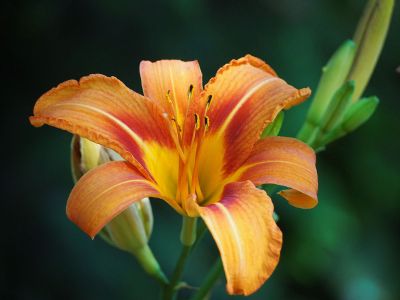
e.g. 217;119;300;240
163;217;198;300
180;217;198;246
190;259;223;300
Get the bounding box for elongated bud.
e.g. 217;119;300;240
70;136;154;245
137;197;154;238
261;112;284;138
322;96;379;145
347;0;394;100
312;81;354;149
342;96;379;131
297;40;356;143
102;200;152;251
321;81;355;133
71;135;112;181
70;136;167;284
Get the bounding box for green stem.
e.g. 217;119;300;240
133;245;169;285
180;217;198;246
191;219;207;252
190;259;223;300
163;217;198;300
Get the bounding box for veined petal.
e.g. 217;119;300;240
29;74;175;181
67;161;181;238
197;181;282;295
197;55;310;199
140;59;203;143
239;136;318;209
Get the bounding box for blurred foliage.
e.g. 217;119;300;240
2;0;399;299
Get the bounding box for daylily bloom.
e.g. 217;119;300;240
30;55;318;295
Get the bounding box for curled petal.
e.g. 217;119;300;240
197;181;282;295
197;55;310;199
239;136;318;208
30;74;175;180
67;161;181;238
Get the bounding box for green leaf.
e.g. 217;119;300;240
261;111;284;138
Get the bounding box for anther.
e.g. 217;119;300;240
171;117;182;132
188;84;194;101
206;95;213;108
166;90;173;104
194;113;200;130
204;116;210;131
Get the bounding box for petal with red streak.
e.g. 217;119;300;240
239;136;318;209
197;181;282;295
67;161;182;238
197;55;310;199
29;74;175;180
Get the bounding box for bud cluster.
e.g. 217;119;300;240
297;0;393;150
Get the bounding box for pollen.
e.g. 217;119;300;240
206;95;213;111
204;116;210;131
188;84;194;101
194;113;200;130
166;90;173;104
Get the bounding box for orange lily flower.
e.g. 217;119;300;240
30;55;318;295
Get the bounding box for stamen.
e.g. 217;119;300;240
162;113;185;162
166;90;179;126
188;84;194;101
194;113;200;130
166;90;173;105
205;95;213;112
204;116;210;131
171;117;182;132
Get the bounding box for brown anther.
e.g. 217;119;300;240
204;116;210;131
166;90;173;104
194;113;200;130
206;95;213;108
171;117;182;132
188;84;194;101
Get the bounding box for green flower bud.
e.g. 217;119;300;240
261;111;284;138
297;40;356;143
311;81;355;149
347;0;394;100
342;96;380;131
321;96;379;145
102;199;153;252
70;136;167;284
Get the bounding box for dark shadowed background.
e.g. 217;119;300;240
2;0;399;299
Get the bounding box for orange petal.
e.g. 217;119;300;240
197;55;310;199
197;181;282;295
239;136;318;209
140;59;203;145
29;74;175;180
67;161;181;238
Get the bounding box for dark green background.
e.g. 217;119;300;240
3;0;399;299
